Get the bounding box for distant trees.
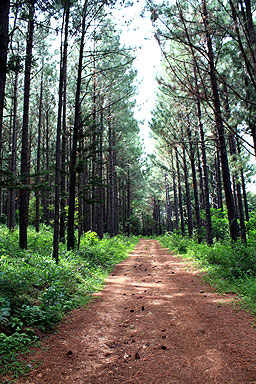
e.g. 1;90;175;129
148;0;255;243
0;0;146;260
0;0;255;252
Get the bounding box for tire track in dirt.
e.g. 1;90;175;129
18;239;256;384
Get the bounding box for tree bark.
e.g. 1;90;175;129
187;123;201;241
35;73;43;233
202;0;239;242
67;1;88;250
194;65;213;245
0;0;10;217
59;17;69;244
183;145;193;237
171;148;179;231
8;71;18;231
175;147;185;236
53;2;70;260
19;0;35;249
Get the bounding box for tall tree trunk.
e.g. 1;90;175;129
67;1;88;250
171;148;179;231
203;0;240;242
237;141;249;222
108;107;115;237
0;0;10;217
8;71;18;231
196;141;205;210
187;124;201;240
157;199;162;235
97;101;104;238
182;131;193;237
35;73;43;233
19;0;35;249
153;198;158;235
59;23;68;243
113;132;118;235
194;66;213;245
53;3;70;260
215;143;223;211
42;107;50;225
127;165;130;236
165;174;173;232
229;136;246;241
175;147;185;236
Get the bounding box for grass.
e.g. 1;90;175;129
158;232;256;315
0;225;138;382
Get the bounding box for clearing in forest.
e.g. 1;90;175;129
19;239;256;384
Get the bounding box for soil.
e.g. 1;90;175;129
16;239;256;384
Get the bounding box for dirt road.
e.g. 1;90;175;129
20;239;256;384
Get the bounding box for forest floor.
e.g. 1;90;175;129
17;239;256;384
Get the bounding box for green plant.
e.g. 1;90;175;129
0;224;138;379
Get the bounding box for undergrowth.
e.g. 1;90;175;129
0;225;138;382
159;232;256;314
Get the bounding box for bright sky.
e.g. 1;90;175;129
110;0;162;152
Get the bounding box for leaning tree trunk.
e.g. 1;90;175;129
19;0;35;249
203;0;240;242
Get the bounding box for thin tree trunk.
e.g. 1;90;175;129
171;148;179;231
113;132;118;235
8;71;18;231
67;1;88;250
215;143;223;211
42;107;50;225
19;0;35;249
97;102;104;238
194;65;213;245
175;147;185;236
35;73;43;232
53;3;70;260
165;174;173;232
127;165;130;236
59;18;69;243
187;124;201;240
203;0;240;242
0;0;10;217
237;141;249;222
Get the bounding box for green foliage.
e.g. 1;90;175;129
0;225;138;379
160;231;191;254
200;208;229;241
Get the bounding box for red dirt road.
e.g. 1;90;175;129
19;239;256;383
